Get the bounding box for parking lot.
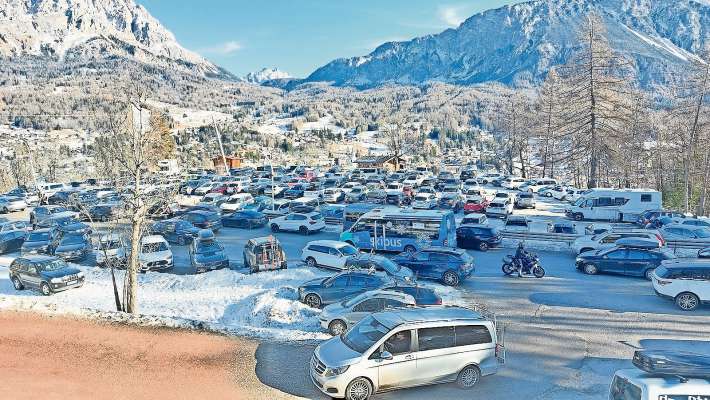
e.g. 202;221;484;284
2;188;710;399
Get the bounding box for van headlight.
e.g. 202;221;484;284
324;365;349;377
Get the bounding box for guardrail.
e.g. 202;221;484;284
500;230;710;252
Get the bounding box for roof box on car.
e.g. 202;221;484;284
615;238;660;249
633;350;710;379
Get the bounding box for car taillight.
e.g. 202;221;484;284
434;298;442;305
655;234;665;246
656;279;672;286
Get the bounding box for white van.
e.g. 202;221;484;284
310;306;504;400
566;189;662;222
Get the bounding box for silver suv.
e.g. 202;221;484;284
310;306;504;400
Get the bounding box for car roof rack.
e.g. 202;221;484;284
633;350;710;380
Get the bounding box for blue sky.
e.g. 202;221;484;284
137;0;518;78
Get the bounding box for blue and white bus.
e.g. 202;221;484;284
342;203;387;231
340;208;456;253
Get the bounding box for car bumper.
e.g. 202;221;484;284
140;261;173;272
653;288;674;301
195;260;230;273
310;365;349;398
56;252;89;262
51;277;85;292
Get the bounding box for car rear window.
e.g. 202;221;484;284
310;213;323;220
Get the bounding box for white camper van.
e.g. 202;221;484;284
565;189;662;222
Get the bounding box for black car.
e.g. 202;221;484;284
221;210;267;229
456;224;502;251
0;229;26;254
21;228;56;255
88;203;122;221
575;239;674;279
179;210;223;232
151;219;201;245
47;232;92;261
9;255;84;295
391;247;475;286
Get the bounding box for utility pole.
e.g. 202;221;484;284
212;117;229;175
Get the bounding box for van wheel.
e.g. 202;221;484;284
583;264;598;275
456;364;481;389
11;276;24;290
676;292;699;311
40;282;52;296
328;319;347;336
478;242;488;252
345;377;372;400
443;271;460;286
305;257;317;268
304;293;322;309
270;224;279;233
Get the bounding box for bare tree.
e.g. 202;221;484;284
534;69;564;178
92;91;177;314
557;13;635;188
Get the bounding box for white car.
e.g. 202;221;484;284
270;212;326;235
385;183;404;195
486;201;513;218
219;193;255;212
565;188;585;203
572;230;664;254
501;177;526;190
137;235;173;272
652;259;709;311
193;182;219;196
549;186;570;200
345;186;367;203
301;240;360;270
95;234;127;267
524;179;558;193
402;175;422;187
412;193;437;209
319;290;416;335
323;188;345;203
0;197;28;213
494;191;515;204
200;193;228;207
264;184;288;197
340;182;361;195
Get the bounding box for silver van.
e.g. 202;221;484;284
310;306;504;400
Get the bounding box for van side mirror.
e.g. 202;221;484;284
379;351;393;360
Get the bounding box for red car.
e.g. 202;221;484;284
209;184;229;194
463;198;490;214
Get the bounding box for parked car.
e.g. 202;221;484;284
319;290;416;335
221;210;267;229
95;234;127;267
180;210;223;232
21;228;56;255
463;197;489;214
9;255;85;295
681;218;710;228
36;214;91;235
503;215;530;232
0;220;29;233
190;229;229;273
270;211;325;235
343;254;415;282
284;183;307;199
461;213;488;226
323;188;345;203
298;270;394;308
219;193;255;212
548;222;577;234
700;247;710;259
0;196;28;213
652;259;710;311
0;229;26;254
411;193;437;210
87;202;122;221
514;192;536;209
302;240;360;270
392;246;475;286
486;201;513;218
637;209;687;227
243;236;287;273
575;238;674;279
572;229;664;254
136;235;173;272
383;283;443;306
345;186;367;203
660;224;710;241
29;205;70;225
151;219;200;245
47;232;92;261
309;306;503;399
438;192;464;212
262;199;292;219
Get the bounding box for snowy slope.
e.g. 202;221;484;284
244;67;292;84
305;0;710;88
0;0;230;78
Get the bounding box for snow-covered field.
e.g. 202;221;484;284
0;255;466;341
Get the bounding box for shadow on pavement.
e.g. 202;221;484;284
255;341;327;399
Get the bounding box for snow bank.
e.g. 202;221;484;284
0;259;469;341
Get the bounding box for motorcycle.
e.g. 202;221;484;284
502;252;545;278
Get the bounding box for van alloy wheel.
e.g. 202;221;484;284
457;365;480;389
676;292;699;311
346;378;372;400
305;257;317;268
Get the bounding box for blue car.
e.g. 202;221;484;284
575;239;674;279
284;184;306;199
297;271;394;308
180;210;223;232
221;210;267;229
392;246;475;286
189;230;229;273
151;219;201;245
0;229;26;254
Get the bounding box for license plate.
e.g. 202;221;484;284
66;280;77;285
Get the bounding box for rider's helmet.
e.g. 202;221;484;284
518;241;525;250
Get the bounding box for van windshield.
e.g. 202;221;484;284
341;315;390;353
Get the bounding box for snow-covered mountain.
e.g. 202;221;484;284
0;0;232;79
305;0;710;88
244;67;292;84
